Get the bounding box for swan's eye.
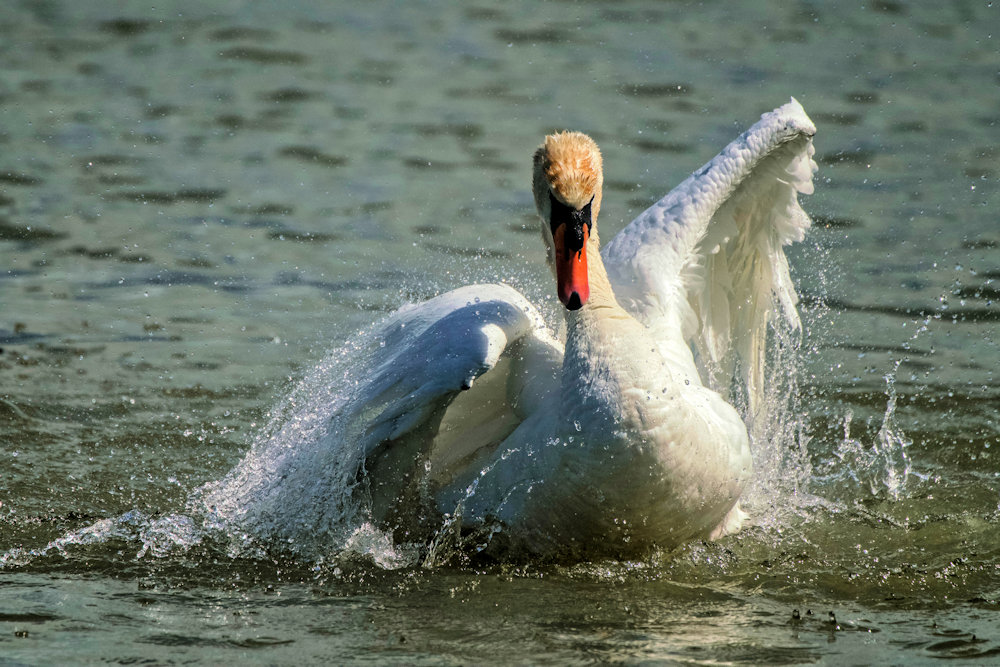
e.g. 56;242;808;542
548;192;592;253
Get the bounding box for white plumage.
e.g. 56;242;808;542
603;98;816;412
200;99;817;561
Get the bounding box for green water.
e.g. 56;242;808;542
2;1;998;663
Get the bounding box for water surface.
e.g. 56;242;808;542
2;1;999;663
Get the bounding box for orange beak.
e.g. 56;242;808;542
553;223;589;310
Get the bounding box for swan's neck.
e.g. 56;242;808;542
574;234;617;311
566;234;629;323
560;238;653;419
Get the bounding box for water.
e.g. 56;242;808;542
2;0;999;663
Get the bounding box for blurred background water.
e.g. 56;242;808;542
1;0;998;663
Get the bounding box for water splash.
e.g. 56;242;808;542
871;367;914;498
829;365;914;500
187;318;420;566
728;287;816;534
815;308;932;503
3;278;826;570
749;324;811;490
0;510;206;568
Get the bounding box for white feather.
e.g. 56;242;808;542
202;101;816;560
603;98;816;412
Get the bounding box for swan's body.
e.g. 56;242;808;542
202;99;816;561
355;99;816;559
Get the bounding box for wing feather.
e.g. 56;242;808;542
354;284;555;523
193;283;554;547
603;98;817;412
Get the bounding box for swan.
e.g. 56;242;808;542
201;99;816;561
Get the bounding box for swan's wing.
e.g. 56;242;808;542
350;284;561;522
191;283;560;547
602;98;816;411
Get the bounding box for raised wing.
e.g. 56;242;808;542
602;98;816;412
352;284;560;525
355;284;548;442
193;283;559;553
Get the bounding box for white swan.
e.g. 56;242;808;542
201;99;816;561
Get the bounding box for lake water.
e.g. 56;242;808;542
2;0;998;663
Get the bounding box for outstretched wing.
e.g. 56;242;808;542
192;283;560;550
354;284;561;524
602;98;816;412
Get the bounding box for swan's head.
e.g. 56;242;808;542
532;131;603;311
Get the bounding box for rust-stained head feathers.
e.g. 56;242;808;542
532;131;605;310
533;131;603;210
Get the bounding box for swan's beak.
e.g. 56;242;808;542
550;196;592;310
553;223;589;310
